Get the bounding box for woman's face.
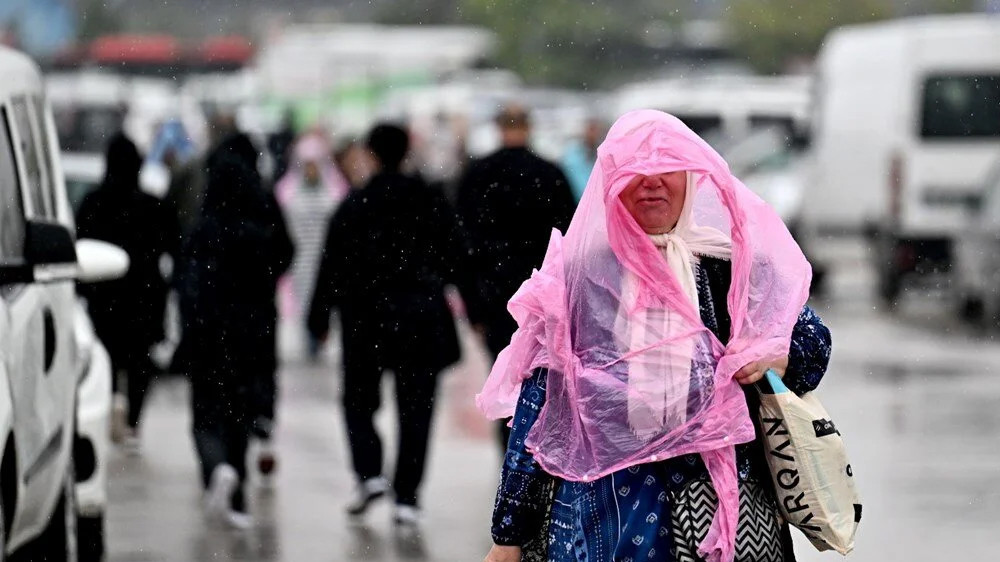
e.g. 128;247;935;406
618;171;687;234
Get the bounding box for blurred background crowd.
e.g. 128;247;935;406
3;0;999;313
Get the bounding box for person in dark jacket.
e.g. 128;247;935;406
308;123;477;527
77;133;179;451
455;104;576;447
180;149;290;528
267;110;296;184
177;132;294;479
457;105;576;354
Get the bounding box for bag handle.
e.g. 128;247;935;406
754;369;790;396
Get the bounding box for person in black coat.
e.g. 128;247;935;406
77;133;179;448
175;132;294;477
456;105;576;356
267;110;296;184
179;149;290;527
308;123;477;525
455;105;576;448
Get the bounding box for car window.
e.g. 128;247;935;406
9;96;51;219
672;114;724;137
52;105;124;154
31;96;59;217
749;115;795;137
921;74;1000;139
0;108;26;266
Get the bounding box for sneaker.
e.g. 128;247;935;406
204;464;239;519
393;504;421;528
225;510;254;530
257;439;277;476
346;476;389;517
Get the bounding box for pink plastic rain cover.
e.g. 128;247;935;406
477;110;812;561
274;134;350;206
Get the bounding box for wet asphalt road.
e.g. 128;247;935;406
104;237;1000;561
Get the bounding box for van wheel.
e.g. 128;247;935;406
878;266;902;309
77;514;103;562
961;295;985;324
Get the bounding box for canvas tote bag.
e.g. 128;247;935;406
757;370;862;555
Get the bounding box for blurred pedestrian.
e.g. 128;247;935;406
180;148;290;528
480;110;831;562
206;110;239;152
275;133;349;357
334;139;377;190
167;116;230;376
561;117;605;202
308;123;477;527
267;109;296;183
176;132;294;482
221;132;294;476
456;104;576;448
77;133;180;453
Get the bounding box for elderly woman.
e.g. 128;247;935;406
479;110;831;562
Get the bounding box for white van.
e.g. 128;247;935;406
0;46;126;560
804;15;1000;303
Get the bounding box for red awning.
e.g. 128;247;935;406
196;36;254;65
89;35;180;64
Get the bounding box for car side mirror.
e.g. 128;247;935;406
0;221;79;285
28;221;77;265
75;239;129;283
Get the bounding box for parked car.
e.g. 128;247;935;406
0;45;127;561
803;15;1000;305
954;159;1000;326
72;294;115;562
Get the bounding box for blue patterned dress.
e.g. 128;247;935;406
491;257;831;561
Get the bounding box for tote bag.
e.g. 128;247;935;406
757;370;862;555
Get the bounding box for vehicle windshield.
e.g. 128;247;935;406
921;74;1000;139
671;114;723;137
718;126;795;177
52;105;126;153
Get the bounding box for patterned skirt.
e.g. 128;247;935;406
671;478;784;562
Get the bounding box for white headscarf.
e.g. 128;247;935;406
620;172;732;440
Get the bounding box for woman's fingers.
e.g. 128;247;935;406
735;361;761;380
736;357;790;385
735;360;765;385
736;369;765;385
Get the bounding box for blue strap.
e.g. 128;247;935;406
765;369;791;394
